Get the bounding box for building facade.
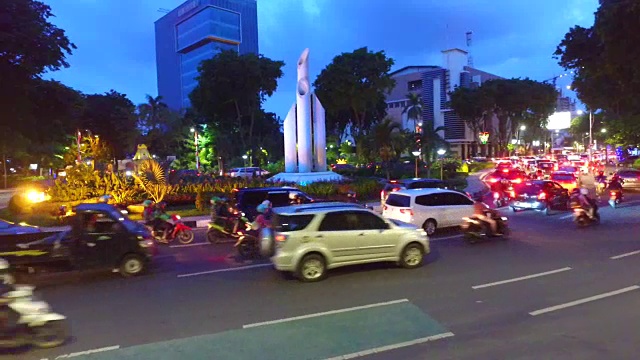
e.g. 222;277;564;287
556;93;577;112
386;49;502;158
155;0;259;110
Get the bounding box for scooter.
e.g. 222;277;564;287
234;226;275;259
207;212;247;244
492;191;510;208
609;190;623;208
151;215;194;244
0;285;69;349
573;206;600;227
460;215;509;243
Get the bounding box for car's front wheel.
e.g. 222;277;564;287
296;254;326;282
400;243;424;269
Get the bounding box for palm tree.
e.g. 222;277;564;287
420;121;448;177
137;95;168;131
402;93;422;131
372;118;402;179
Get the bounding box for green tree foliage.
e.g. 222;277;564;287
313;47;395;137
402;92;422;130
449;79;557;155
137;95;188;159
80;90;139;159
555;0;640;144
189;50;284;168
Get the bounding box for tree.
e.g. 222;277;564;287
555;1;640;127
81;90;139;159
190;50;284;167
449;86;493;143
402;93;422;130
137;95;169;131
313;47;395;138
133;160;170;203
420;121;447;177
371;118;401;179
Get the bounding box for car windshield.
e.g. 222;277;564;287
539;163;554;169
385;194;411;207
514;183;543;195
551;174;575;181
559;167;578;172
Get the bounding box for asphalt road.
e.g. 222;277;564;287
7;176;640;360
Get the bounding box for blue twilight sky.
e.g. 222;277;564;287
43;0;598;118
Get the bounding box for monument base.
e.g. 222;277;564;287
268;171;343;185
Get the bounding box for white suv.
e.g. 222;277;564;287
270;203;430;282
382;188;475;235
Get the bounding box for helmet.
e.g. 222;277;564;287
580;188;589;195
210;196;222;204
261;200;272;208
142;200;153;207
256;204;268;213
99;194;112;203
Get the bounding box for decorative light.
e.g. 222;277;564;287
479;132;490;144
336;159;348;164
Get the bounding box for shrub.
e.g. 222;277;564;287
8;194;31;215
195;189;207;212
633;158;640;169
468;161;494;173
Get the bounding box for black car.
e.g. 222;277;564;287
510;180;569;215
3;203;155;277
232;187;315;221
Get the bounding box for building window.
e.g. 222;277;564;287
408;80;422;91
176;6;241;51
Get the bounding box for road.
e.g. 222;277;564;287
7;178;640;360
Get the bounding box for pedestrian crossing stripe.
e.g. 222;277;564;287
73;300;450;360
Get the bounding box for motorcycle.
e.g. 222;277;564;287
0;285;69;349
207;212;247;244
609;190;623;208
492;191;510;208
234;227;275;259
460;215;510;243
151;215;194;244
573;206;600;227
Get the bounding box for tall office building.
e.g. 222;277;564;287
155;0;258;110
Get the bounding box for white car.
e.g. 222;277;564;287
270;203;430;282
228;167;269;178
382;188;475;235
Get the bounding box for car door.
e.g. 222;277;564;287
316;212;360;263
441;192;475;225
350;211;395;260
76;211;118;269
414;194;450;227
551;182;569;208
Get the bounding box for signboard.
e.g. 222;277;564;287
479;132;490;144
546;111;572;130
178;0;200;17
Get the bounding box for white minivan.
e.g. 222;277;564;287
382;188;475;235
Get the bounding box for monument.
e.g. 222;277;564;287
269;49;342;184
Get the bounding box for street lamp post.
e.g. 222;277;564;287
412;151;421;178
190;128;199;170
437;149;446;180
518;125;526;154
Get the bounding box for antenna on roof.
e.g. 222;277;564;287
158;8;170;14
466;31;474;67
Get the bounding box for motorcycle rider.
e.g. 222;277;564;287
577;188;597;219
251;200;273;231
608;175;623;198
153;202;172;240
472;201;501;236
595;171;607;194
210;196;233;233
0;259;15;334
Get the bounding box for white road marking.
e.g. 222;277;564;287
324;332;455;360
610;250;640;260
169;242;209;248
177;263;271;278
430;234;463;242
243;299;409;329
472;267;572;290
529;285;640;316
48;345;120;359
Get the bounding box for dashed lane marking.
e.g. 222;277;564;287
529;285;640;316
177;263;271;278
472;267;572;290
610;250;640;260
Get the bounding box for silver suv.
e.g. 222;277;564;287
270;203;430;282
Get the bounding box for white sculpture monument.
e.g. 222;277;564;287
270;49;342;184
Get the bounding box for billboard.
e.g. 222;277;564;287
546;111;572;130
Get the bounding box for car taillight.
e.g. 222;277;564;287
400;209;413;216
502;169;509;173
538;192;546;200
392;187;401;192
275;234;288;242
512;178;522;184
493;192;500;199
509;191;515;198
554;165;558;170
488;178;498;183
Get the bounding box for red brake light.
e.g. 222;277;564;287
610;191;616;196
502;169;509;173
399;209;413;216
493;192;500;199
488;178;498;183
538;192;546;200
512;178;522;184
392;187;401;192
509;191;516;198
275;234;288;242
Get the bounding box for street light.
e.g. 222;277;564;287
601;128;607;133
242;154;248;167
189;128;199;171
412;150;421;178
437;149;446;180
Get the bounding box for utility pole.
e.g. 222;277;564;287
588;110;593;163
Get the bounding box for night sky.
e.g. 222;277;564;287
43;0;598;117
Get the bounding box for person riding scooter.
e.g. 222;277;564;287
210;196;234;233
576;188;598;219
472;201;501;236
595;171;607;195
251;200;273;231
153;202;172;241
608;176;623;199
